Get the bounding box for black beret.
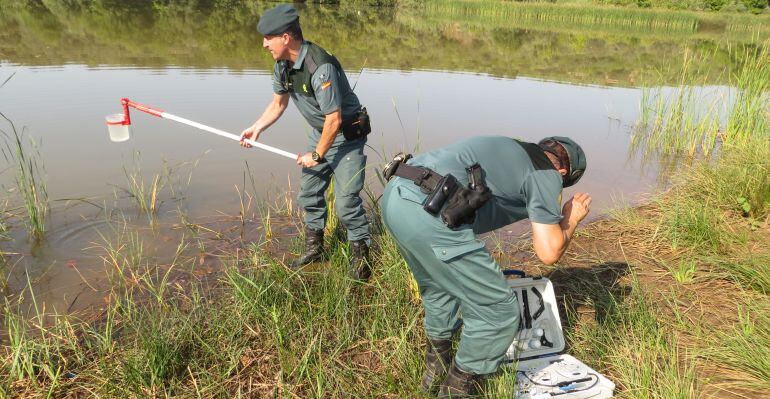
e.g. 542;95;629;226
257;4;299;36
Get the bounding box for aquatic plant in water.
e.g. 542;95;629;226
122;151;167;219
0;112;49;241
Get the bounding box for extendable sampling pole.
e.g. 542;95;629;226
114;98;299;160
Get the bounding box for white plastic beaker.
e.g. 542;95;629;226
105;113;131;142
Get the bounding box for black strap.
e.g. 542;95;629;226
522;289;533;329
392;163;445;193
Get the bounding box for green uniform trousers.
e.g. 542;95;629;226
298;134;370;243
381;179;520;375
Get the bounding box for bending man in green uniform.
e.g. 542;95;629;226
381;136;591;397
241;4;372;281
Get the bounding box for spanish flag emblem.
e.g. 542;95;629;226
321;81;332;90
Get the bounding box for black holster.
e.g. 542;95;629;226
341;107;371;140
440;163;491;228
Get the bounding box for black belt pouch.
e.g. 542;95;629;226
341;107;372;140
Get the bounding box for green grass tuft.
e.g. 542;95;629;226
568;278;701;398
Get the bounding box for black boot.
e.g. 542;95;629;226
348;239;371;281
290;228;324;268
422;337;453;392
437;361;484;399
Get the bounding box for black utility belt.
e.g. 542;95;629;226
340;107;371;141
383;154;491;229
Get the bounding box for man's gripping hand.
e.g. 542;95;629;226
562;192;592;226
297;152;320;168
239;124;262;148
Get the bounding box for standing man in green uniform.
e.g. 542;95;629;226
381;136;590;397
241;4;372;281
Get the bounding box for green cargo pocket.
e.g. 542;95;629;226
396;184;427;206
432;240;486;262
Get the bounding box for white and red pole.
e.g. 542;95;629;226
116;98;300;161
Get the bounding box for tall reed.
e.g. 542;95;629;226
634;41;769;162
726;44;770;143
632;49;722;161
0;112;49;241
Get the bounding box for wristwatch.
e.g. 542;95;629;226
311;151;324;162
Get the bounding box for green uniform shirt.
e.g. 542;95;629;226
272;42;361;132
406;136;564;233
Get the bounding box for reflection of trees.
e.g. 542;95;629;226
0;0;750;85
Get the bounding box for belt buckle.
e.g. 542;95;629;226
383;152;412;181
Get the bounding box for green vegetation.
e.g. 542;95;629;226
0;111;49;241
633;42;769;261
418;0;769;39
122;153;165;219
568;280;701;397
423;0;701;33
707;303;770;391
595;0;768;14
572;36;770;398
0;196;428;397
634;43;768;159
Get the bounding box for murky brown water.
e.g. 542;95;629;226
0;2;763;317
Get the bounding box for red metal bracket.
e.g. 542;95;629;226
120;98;131;125
120;98;165;125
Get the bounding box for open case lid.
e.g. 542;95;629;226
505;276;566;361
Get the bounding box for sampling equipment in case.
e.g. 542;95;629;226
504;273;616;398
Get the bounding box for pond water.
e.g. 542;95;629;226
0;2;763;315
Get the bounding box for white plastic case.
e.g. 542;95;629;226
505;277;615;399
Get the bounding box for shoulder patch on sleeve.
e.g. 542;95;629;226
321;81;332;90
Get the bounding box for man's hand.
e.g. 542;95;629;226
561;192;592;225
297;152;319;168
531;192;592;265
240;93;289;148
239;124;262;148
